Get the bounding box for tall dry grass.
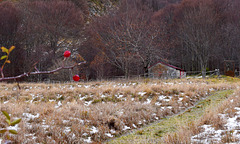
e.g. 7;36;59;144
0;78;238;143
164;86;240;144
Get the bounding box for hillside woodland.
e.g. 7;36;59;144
0;0;240;81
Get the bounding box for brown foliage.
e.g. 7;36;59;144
1;0;240;80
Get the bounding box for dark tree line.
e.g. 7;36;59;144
0;0;240;81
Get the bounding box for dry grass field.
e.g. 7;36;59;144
164;86;240;143
0;77;239;143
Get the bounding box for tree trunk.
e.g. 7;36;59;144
239;63;240;76
125;68;129;79
124;66;129;79
69;69;73;82
144;66;149;77
201;64;207;79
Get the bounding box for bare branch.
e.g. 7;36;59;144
0;61;86;82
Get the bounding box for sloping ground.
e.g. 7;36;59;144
0;78;238;143
189;88;240;143
108;90;233;143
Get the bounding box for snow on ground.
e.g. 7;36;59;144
90;126;98;134
123;125;131;131
0;80;232;143
105;133;113;137
191;107;240;143
83;137;92;143
23;113;40;120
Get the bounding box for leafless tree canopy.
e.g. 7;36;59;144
0;0;240;81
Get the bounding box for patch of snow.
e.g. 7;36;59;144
133;124;137;128
155;102;161;106
209;88;214;91
138;92;146;96
42;120;50;130
90;126;98;134
55;101;62;108
235;107;240;112
118;110;124;115
192;107;240;143
83;137;92;143
110;129;116;134
123;125;131;131
7;124;19;131
79;95;87;101
56;94;62;99
105;133;113;137
144;99;151;104
82;133;88;136
84;101;92;106
225;115;240;130
84;85;90;88
158;95;168;101
42;124;50;130
24;134;37;140
122;83;127;88
191;125;222;143
163;82;174;85
101;94;106;98
164;98;172;102
116;94;124;99
79;119;85;124
72;133;76;139
64;127;71;133
178;98;183;101
4;101;9;104
63;120;70;124
23;113;40;121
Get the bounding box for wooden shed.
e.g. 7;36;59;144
148;62;186;79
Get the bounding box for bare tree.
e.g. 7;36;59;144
93;2;163;78
222;0;240;72
90;52;108;80
0;1;24;77
0;1;20;48
16;0;86;81
176;0;227;78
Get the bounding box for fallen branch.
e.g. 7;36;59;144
0;61;86;82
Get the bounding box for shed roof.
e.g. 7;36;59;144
148;61;185;71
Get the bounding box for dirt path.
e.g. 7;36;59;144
106;90;233;144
